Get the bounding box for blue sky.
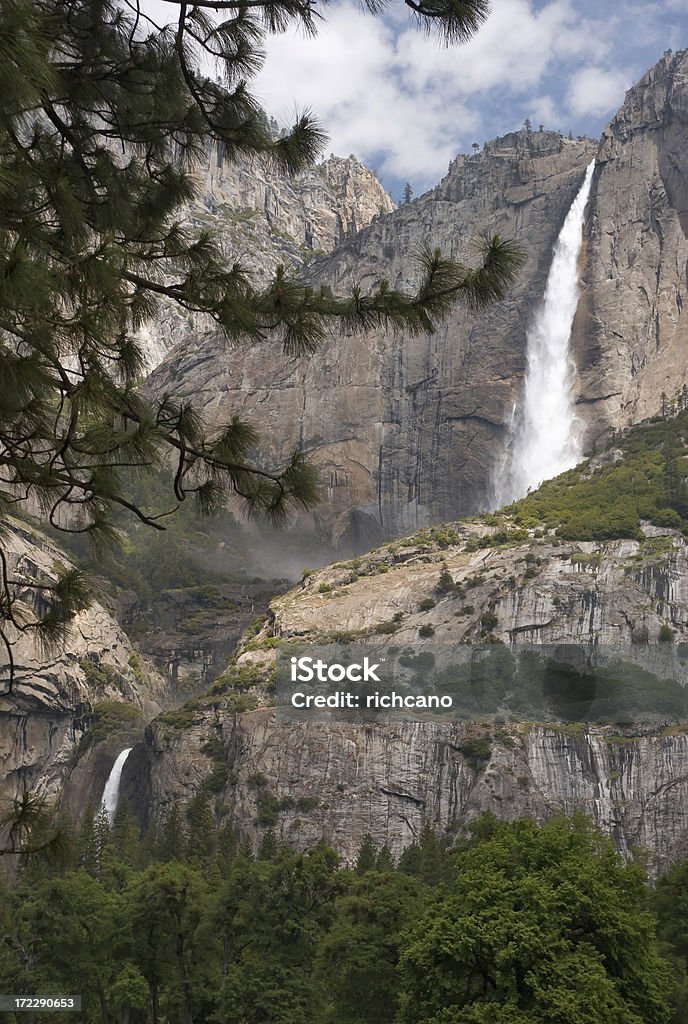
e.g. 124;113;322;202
253;0;686;202
146;0;686;203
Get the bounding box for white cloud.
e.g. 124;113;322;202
567;66;631;117
253;3;476;181
526;95;562;130
394;0;605;96
254;0;622;185
139;0;682;191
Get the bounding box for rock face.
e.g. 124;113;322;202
135;150;395;371
151;131;596;546
264;529;687;647
195;148;395;267
0;520;163;824
575;49;688;444
16;50;688;870
135;519;688;872
146;49;688;547
142;711;688;876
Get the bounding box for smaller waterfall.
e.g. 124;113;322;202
100;747;133;822
493;161;596;507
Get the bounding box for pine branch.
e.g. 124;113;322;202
0;0;513;692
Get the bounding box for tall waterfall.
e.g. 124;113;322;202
493;161;596;507
100;747;133;822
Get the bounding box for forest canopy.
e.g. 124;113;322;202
0;811;680;1024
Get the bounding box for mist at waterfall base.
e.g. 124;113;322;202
100;747;132;822
493;162;596;509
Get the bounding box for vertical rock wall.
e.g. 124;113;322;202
575;50;688;443
150;132;596;545
140;711;688;876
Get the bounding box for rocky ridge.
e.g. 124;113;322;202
135;150;395;370
147;49;688;547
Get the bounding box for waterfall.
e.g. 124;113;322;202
493;161;596;507
100;747;133;822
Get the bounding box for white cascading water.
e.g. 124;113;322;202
493;161;596;507
100;747;133;822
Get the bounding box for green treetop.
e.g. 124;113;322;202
398;815;672;1024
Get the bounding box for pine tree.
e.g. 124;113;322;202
79;807;112;877
375;845;395;872
0;791;67;861
402;182;414;204
110;799;142;869
156;806;187;862
435;562;457;595
0;0;523;693
355;834;378;874
186;793;217;863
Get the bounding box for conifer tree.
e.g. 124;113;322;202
186;792;217;863
435;562;457;595
375;845;395;872
110;798;143;869
156;806;187;862
0;791;68;861
0;0;522;692
355;834;378;874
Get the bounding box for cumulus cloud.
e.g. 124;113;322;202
567;66;631;117
525;95;563;131
140;0;686;192
253;4;468;181
254;0;624;185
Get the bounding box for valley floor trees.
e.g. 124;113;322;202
398;816;673;1024
0;811;678;1024
0;0;523;692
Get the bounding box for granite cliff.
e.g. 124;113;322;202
0;520;164;829
132;407;688;873
0;135;389;816
146;50;688;548
9;51;688;874
150;131;596;546
134;509;688;873
575;49;688;442
135;150;395;371
140;712;688;876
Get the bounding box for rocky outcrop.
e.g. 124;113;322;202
197;148;395;268
135;150;395;370
263;528;686;647
0;519;163;822
575;49;688;443
134;518;688;872
150;131;597;546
